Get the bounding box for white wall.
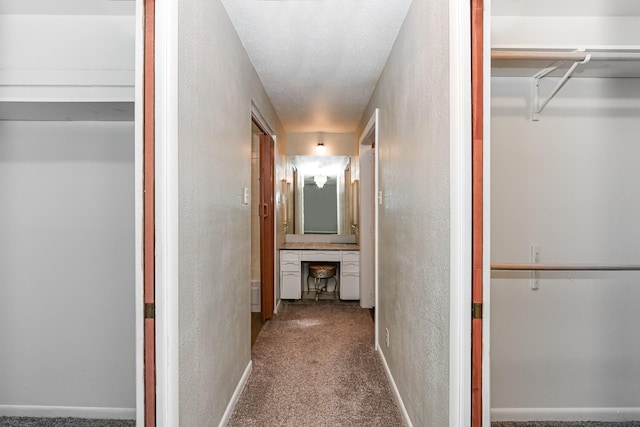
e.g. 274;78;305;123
0;120;135;416
0;15;135;102
357;0;451;425
491;77;640;421
492;15;640;49
177;0;285;425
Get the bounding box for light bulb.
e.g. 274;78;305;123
315;143;326;155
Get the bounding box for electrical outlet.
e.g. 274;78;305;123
385;328;390;347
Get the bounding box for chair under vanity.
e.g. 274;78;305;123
307;263;339;300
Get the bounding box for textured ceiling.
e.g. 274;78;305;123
221;0;412;133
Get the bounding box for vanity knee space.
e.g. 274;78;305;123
279;247;359;301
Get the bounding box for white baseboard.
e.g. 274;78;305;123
218;360;253;427
491;407;640;422
274;298;282;314
377;346;413;427
0;405;135;419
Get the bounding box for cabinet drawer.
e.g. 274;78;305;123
341;261;359;273
280;260;300;272
341;271;360;278
282;270;301;277
341;251;359;262
280;250;300;261
301;250;340;262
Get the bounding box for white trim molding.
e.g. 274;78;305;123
134;0;145;424
358;108;379;314
155;0;180;425
481;0;492;426
0;405;135;420
377;348;413;427
218;361;253;427
492;407;640;422
251;101;275;138
449;0;472;426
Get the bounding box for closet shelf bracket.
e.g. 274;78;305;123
531;53;592;121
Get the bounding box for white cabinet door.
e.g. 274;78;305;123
340;271;359;300
281;271;301;299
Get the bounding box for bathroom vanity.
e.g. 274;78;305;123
280;243;359;300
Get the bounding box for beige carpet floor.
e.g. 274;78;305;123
228;301;405;426
492;423;640;427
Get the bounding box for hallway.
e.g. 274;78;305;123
228;302;404;426
156;1;455;425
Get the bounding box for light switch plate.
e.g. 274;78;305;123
243;187;250;205
530;245;540;290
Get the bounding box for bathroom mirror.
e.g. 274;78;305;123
287;155;356;235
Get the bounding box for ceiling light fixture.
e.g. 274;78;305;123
315;133;327;155
314;174;327;188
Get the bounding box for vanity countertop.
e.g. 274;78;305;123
281;243;359;251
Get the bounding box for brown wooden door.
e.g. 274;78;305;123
259;134;275;321
471;0;484;425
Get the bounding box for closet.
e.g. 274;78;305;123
0;5;137;420
489;1;640;423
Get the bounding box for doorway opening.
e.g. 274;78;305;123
250;117;276;345
359;109;379;344
250;121;263;344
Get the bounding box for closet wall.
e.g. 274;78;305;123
0;5;136;418
490;1;640;422
0;121;136;414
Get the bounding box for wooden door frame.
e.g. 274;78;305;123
143;0;156;425
258;131;275;321
251;107;277;321
471;0;483;421
471;0;490;425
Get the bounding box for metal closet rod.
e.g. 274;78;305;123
492;49;640;62
491;262;640;271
